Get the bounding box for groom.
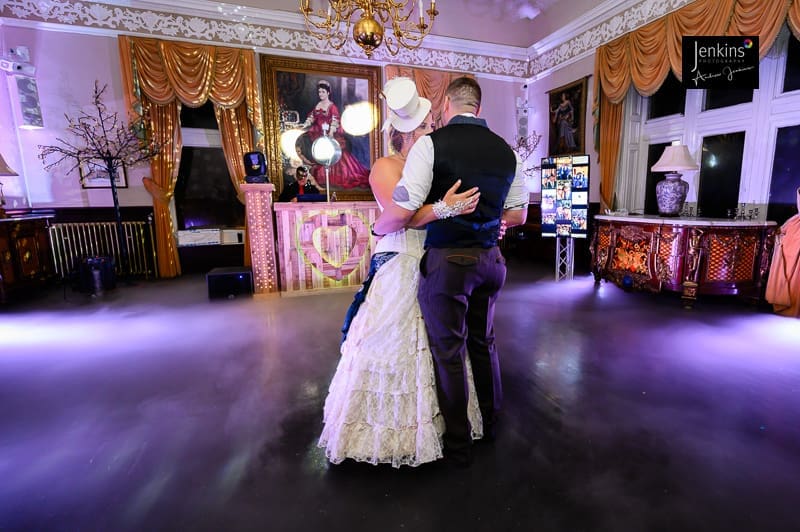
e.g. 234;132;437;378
372;77;528;466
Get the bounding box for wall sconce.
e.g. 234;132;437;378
2;47;43;129
11;75;44;129
651;141;699;217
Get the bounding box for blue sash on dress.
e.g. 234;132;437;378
340;251;398;345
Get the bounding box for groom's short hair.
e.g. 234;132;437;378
446;77;481;112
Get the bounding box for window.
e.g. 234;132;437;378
697;132;745;219
174;102;243;231
647;72;685;119
783;34;800;93
618;27;800;220
767;124;800;224
180;101;218;129
174;147;244;229
703;89;753;111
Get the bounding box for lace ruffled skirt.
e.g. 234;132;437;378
319;252;482;467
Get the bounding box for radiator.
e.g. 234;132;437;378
48;220;158;279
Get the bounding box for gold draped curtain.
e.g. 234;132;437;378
118;36;264;277
593;0;800;209
383;65;472;127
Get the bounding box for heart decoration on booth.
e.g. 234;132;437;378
296;211;370;281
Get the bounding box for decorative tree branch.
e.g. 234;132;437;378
513;131;543;182
38;81;159;281
38;81;158;180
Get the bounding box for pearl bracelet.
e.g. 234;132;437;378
432;199;469;219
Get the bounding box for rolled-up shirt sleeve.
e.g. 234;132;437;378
504;152;529;211
392;136;434;211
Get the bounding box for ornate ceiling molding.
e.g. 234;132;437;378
528;0;693;79
1;0;693;80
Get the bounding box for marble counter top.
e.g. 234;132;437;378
594;214;777;227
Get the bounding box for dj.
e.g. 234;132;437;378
278;166;323;202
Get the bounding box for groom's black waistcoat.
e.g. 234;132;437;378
423;115;517;248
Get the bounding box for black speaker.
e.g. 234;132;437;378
243;151;266;176
78;256;116;294
206;266;254;299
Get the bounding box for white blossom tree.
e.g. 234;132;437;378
39;81;159;276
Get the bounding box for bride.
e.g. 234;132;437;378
318;78;484;467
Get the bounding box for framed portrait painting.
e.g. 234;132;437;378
547;77;588;156
261;55;381;201
79;162;128;189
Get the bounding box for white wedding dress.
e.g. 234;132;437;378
318;226;483;468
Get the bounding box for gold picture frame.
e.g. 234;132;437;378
261;55;381;201
79;162;128;189
547;77;588;156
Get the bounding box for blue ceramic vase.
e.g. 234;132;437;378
656;174;689;217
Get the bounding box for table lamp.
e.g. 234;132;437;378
651;141;699;217
0;151;19;218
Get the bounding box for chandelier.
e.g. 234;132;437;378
299;0;438;57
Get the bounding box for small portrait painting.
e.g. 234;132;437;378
548;77;588;156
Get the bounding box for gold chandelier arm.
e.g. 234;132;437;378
299;0;437;56
300;0;358;50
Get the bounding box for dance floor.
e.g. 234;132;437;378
1;258;798;531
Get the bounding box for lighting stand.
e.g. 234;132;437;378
556;236;574;281
324;166;331;203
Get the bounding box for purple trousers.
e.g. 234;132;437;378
418;246;507;457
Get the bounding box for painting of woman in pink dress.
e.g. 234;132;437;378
301;80;370;189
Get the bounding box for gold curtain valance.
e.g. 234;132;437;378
126;37;247;108
592;0;800;208
596;0;796;104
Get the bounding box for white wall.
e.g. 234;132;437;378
475;76;519;144
2;25;153;209
527;54;600;201
1;25;28;208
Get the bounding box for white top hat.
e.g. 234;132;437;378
381;77;432;133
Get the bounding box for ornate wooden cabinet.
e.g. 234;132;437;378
591;215;777;307
0;215;54;303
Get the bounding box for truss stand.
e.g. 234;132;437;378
555;236;574;281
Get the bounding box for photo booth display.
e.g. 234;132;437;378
540;154;589;238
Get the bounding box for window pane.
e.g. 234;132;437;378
703;89;753;111
644;142;671;215
697;132;745;219
647;72;686;119
180;101;218;129
767;124;800;224
175;147;243;230
784;34;800;93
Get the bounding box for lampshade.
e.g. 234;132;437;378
651;143;699;172
0;152;18;176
